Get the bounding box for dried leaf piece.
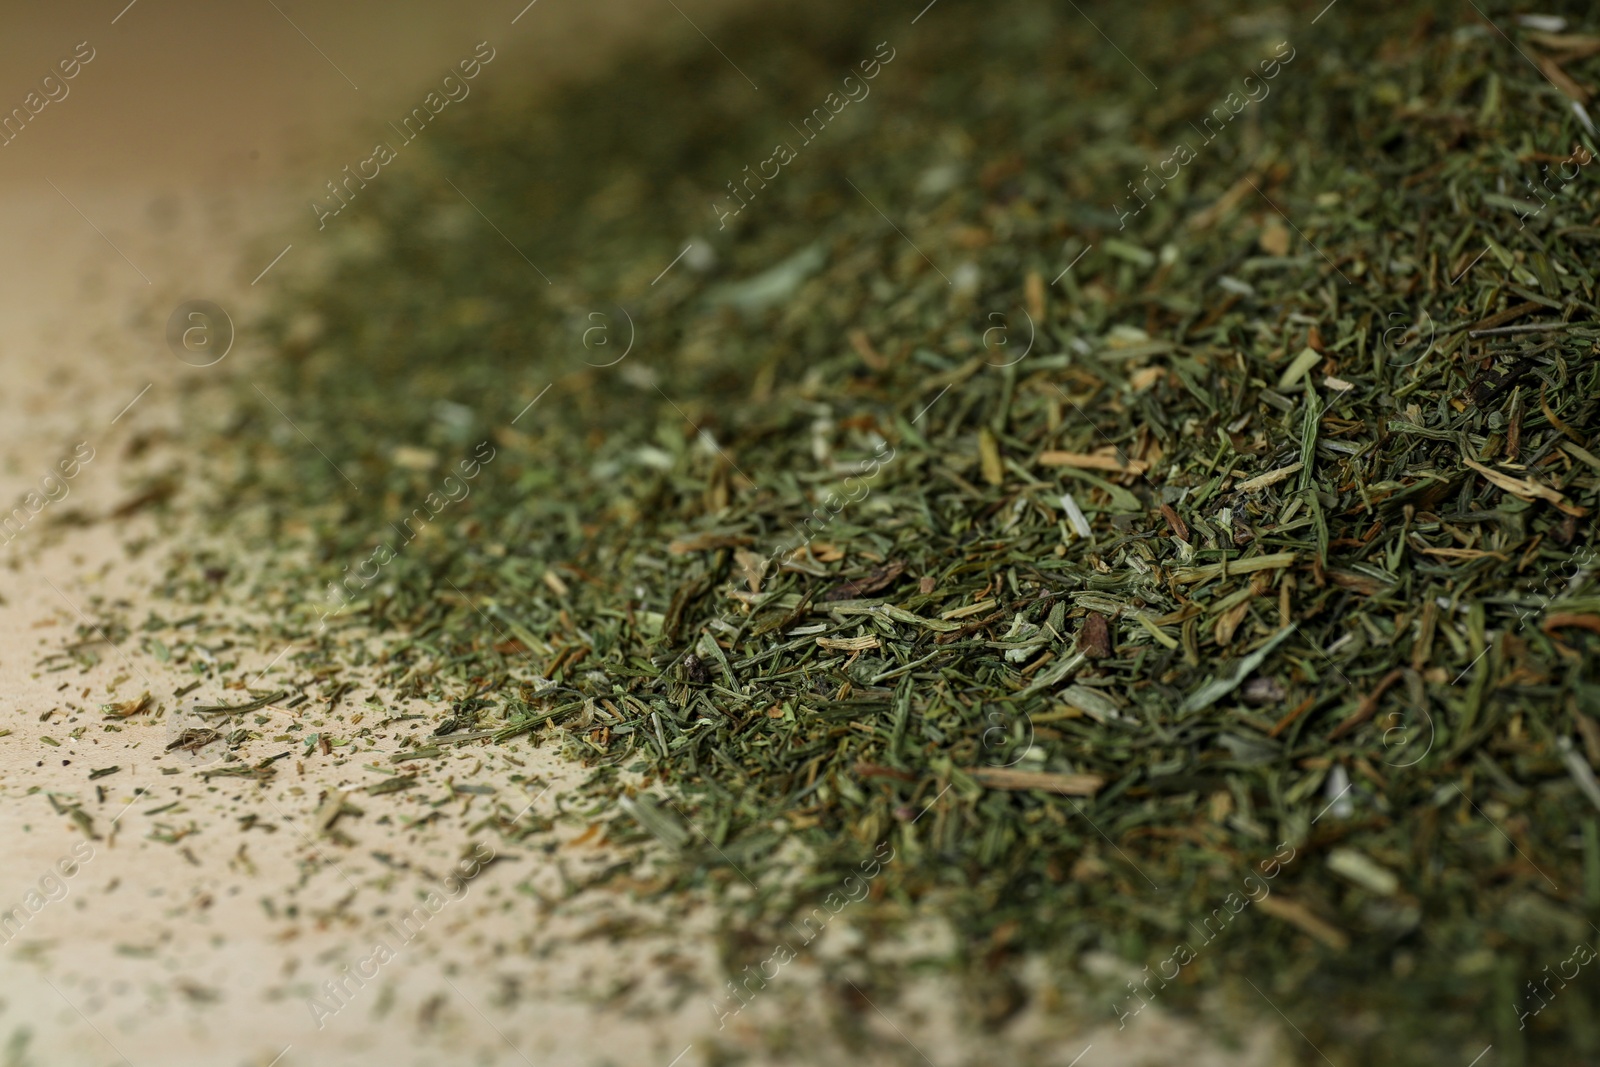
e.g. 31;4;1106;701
1060;492;1092;539
1542;382;1585;444
1559;737;1600;814
816;635;881;651
1236;463;1304;492
1328;667;1406;741
1059;685;1126;723
853;762;917;782
166;728;221;752
1461;457;1587;516
1277;347;1322;388
825;559;907;601
1573;709;1600;768
939;600;996;622
314;789;350;836
1214;599;1253;647
1527;31;1600;57
193;690;289;715
1039;451;1149;474
102;692;153;719
1533;52;1591;104
1024;269;1045;320
618;794;690;849
1159;503;1189;541
1171;552;1296;585
1259;221;1291;256
848;328;888;370
1326;847;1400;895
666;532;754;555
808;542;845;563
979;427;1005;486
542;569;571;597
1256;895;1350;950
1466;301;1543;335
1545;613;1600;636
1179;624;1298;713
968;767;1104;796
734;548;769;594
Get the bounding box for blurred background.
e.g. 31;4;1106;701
0;0;750;496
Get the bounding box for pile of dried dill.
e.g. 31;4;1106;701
189;1;1600;1061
